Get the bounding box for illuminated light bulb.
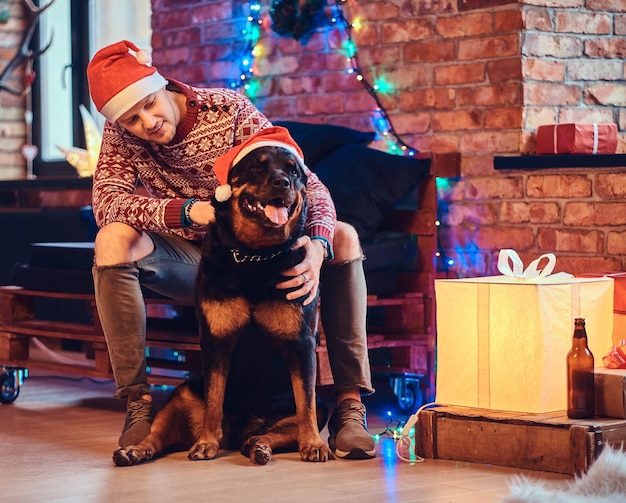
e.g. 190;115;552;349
356;74;363;81
435;251;441;257
447;258;456;266
435;220;441;226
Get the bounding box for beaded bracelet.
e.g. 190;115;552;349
181;198;198;227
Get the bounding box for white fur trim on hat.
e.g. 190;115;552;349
231;140;306;170
100;72;168;123
215;184;233;202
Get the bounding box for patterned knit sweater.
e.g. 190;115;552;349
92;80;336;248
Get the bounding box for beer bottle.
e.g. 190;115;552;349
567;318;595;419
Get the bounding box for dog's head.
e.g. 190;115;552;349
214;145;308;249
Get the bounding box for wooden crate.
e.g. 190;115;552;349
415;405;626;475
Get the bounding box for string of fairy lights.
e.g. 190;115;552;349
230;0;454;271
230;0;417;157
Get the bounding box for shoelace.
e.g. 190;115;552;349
333;402;367;430
126;402;154;426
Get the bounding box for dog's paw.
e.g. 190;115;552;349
112;446;154;466
242;437;273;465
188;440;220;461
299;440;334;462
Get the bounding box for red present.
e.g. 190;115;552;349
536;123;617;154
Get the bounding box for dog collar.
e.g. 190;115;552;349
230;248;285;264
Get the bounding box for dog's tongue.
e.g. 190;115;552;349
265;204;289;225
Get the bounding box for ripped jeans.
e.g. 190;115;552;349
92;231;374;399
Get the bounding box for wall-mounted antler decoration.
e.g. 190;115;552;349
0;0;56;96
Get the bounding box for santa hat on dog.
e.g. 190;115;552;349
212;126;306;203
87;40;168;123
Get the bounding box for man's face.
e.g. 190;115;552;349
116;88;180;144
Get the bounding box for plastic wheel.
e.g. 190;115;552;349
397;380;422;414
0;374;20;404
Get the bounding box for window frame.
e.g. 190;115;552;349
32;0;90;178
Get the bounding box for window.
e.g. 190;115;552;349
33;0;151;177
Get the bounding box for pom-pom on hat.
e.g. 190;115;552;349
212;126;306;202
87;40;168;123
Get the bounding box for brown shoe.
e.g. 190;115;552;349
328;399;376;459
118;398;156;448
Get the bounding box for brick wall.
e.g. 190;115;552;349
150;0;626;276
2;0;625;276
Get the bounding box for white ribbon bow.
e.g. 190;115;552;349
497;249;571;279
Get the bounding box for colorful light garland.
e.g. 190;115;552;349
231;0;417;157
230;0;453;270
329;0;417;157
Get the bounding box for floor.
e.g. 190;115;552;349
0;365;572;503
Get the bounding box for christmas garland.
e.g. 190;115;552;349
270;0;327;43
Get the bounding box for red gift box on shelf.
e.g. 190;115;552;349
536;123;618;154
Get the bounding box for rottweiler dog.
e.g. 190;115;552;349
113;144;332;466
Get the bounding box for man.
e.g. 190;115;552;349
87;40;376;459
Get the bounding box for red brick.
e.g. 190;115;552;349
358;46;402;67
554;256;623;275
404;41;455;63
465;176;524;199
524;59;566;81
586;0;626;11
458;34;520;60
527;174;591;198
596;173;626;199
458;83;522;106
617;15;626;35
524;33;583;58
445;202;498;225
191;2;233;23
537;228;604;254
380;20;435;43
523;8;553;31
460;130;521;153
569;60;622;80
564;202;626;226
436;13;494;38
461;154;495;176
585;83;626;106
353;25;380;47
433;110;483;132
495;9;523;32
524;82;581;106
558;108;614;124
435;63;485;86
399;88;455;111
608;231;626;255
487;58;522;83
474;226;536;251
484;107;523;129
555;12;611;34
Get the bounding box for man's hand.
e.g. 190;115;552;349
277;236;325;306
189;200;215;225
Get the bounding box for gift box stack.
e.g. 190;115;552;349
577;272;626;419
434;251;615;414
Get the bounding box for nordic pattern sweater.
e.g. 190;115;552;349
92;80;336;247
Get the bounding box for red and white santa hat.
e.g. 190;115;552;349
87;40;168;123
212;126;306;202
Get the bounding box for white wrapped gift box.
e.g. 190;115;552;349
434;251;614;413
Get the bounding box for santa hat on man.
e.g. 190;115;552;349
212;126;306;202
87;40;168;123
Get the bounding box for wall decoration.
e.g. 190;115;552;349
269;0;327;43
